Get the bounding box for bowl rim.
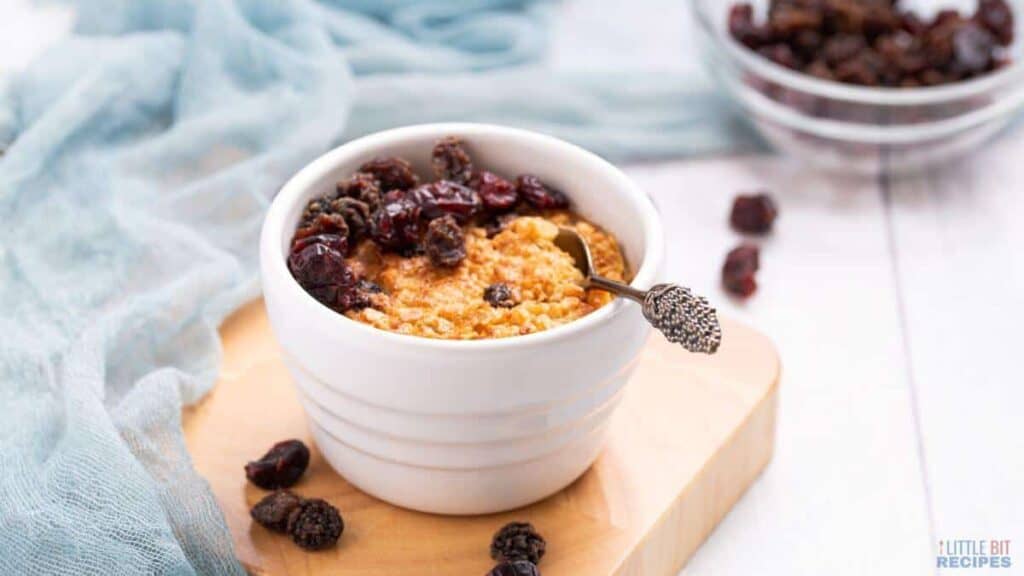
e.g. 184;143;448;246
260;122;664;351
692;0;1024;106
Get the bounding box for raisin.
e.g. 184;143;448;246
770;6;822;38
516;175;568;210
758;43;800;68
358;157;419;192
294;212;349;243
244;440;310;489
357;279;384;295
486;561;541;576
730;192;778;234
793;29;824;58
729;3;771;49
804;58;834;80
424;215;466;268
722;244;760;298
822;34;866;65
729;0;1012;87
951;22;996;74
296;191;373;247
483;283;518;308
976;0;1014;45
490;522;546;564
484;213;518;238
337;172;382;211
409;180;482;222
287;498;344;551
431;136;473;184
251;490;303;533
330;197;371;244
834;50;882;85
287;238;370;312
288;239;355;302
290;233;347;256
471;171;519;213
901;13;928;36
369;196;423;252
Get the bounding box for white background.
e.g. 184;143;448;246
3;1;1021;574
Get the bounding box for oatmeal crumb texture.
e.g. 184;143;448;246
346;212;628;339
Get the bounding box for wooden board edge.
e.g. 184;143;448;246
613;354;781;575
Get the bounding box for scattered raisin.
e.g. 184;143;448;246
431;136;473;184
471;171;519;213
516;175;568;210
722;244;760;298
251;491;303;533
287;498;344;551
730;192;778;234
424;214;466;268
409;180;482;222
490;522;546;564
244;440;310;489
486;561;541;576
358;157;419;192
369;196;424;252
483;283;518;308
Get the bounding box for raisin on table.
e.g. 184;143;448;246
730;192;778;234
722;244;760;298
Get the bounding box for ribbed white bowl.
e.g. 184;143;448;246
260;123;664;514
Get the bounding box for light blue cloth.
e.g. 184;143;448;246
0;0;752;573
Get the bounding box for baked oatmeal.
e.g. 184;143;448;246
286;136;630;340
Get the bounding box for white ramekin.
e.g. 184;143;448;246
260;123;664;514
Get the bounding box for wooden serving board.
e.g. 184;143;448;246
183;300;779;575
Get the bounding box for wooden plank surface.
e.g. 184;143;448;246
183;300;779;575
884;136;1024;554
632;159;935;575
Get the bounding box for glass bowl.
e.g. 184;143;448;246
692;0;1024;174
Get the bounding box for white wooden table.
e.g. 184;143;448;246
4;1;1021;574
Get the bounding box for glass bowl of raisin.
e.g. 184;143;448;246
693;0;1024;173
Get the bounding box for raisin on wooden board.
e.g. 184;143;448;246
244;440;310;489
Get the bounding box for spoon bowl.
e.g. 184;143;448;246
555;227;722;355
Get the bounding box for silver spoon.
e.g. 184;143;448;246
554;228;722;354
